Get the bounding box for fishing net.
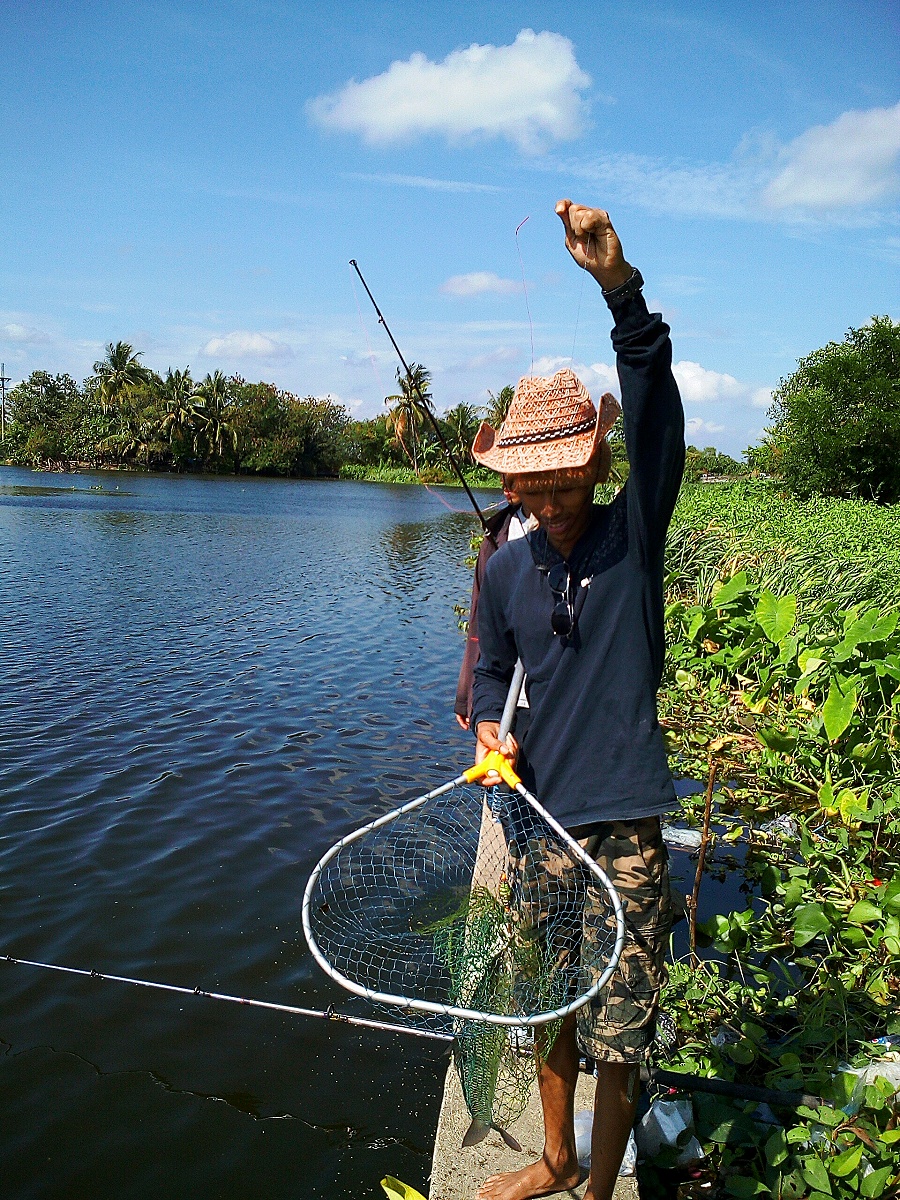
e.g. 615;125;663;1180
304;771;624;1135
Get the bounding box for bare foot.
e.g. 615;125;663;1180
476;1152;582;1200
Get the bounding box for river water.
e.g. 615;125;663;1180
0;466;496;1200
0;466;741;1200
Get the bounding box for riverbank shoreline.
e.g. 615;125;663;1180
1;458;502;490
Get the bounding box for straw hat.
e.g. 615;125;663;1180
471;368;621;476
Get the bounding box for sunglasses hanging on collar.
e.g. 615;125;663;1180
546;563;593;638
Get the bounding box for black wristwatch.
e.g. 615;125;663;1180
602;267;644;301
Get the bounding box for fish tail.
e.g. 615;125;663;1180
461;1118;523;1153
493;1124;523;1152
462;1118;490;1147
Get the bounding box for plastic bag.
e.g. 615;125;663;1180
635;1098;705;1167
573;1109;637;1176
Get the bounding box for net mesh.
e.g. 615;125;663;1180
306;782;619;1133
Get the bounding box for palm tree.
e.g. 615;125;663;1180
193;371;238;464
442;402;481;464
98;390;163;467
385;363;433;470
159;368;201;463
485;385;514;430
92;341;153;411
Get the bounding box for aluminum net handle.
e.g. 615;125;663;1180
498;659;526;744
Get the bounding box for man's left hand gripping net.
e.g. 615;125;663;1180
303;751;625;1135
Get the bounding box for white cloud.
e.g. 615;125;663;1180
673;360;745;404
686;417;726;439
1;322;49;344
308;29;591;153
345;172;503;194
441;272;521;298
200;331;291;359
764;102;900;210
751;387;773;410
565;102;900;221
531;355;619;399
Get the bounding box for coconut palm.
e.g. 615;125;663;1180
442;402;481;464
485;385;514;430
193;371;238;463
159;368;199;452
98;389;164;466
92;341;153;411
385;363;433;469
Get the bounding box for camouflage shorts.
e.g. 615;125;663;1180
507;815;671;1064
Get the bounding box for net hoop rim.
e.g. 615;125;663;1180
301;775;627;1029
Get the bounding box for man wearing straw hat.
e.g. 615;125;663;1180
471;200;684;1200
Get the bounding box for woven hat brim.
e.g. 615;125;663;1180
472;392;621;475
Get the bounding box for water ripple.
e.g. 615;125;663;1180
0;467;489;1198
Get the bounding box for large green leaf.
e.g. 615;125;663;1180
822;679;857;742
756;590;797;643
724;1177;768;1197
846;900;882;925
765;1128;789;1166
687;610;706;641
798;648;826;676
837;786;869;823
883;875;900;915
800;1156;832;1194
725;1038;756;1065
829;1142;863;1177
868;610;899;641
860;1164;894;1197
758;726;798;754
793;902;833;946
713;572;749;605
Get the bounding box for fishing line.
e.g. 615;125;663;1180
514;217;535;373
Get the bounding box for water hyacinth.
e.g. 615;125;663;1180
650;482;900;1197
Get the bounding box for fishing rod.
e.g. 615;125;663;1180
349;259;495;541
2;953;452;1043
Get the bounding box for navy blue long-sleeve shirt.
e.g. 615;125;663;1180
470;287;685;828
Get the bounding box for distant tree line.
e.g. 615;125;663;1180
2;343;352;477
683;445;743;482
0;345;508;481
2;341;758;489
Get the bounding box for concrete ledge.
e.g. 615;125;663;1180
429;1065;639;1200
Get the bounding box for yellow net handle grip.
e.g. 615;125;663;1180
463;750;522;789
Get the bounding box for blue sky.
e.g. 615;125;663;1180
2;0;898;455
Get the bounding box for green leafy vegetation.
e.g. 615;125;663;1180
655;481;900;1196
458;481;900;1191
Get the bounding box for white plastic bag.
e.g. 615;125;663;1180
635;1098;705;1167
573;1109;638;1176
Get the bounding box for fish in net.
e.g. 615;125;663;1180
303;744;625;1148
